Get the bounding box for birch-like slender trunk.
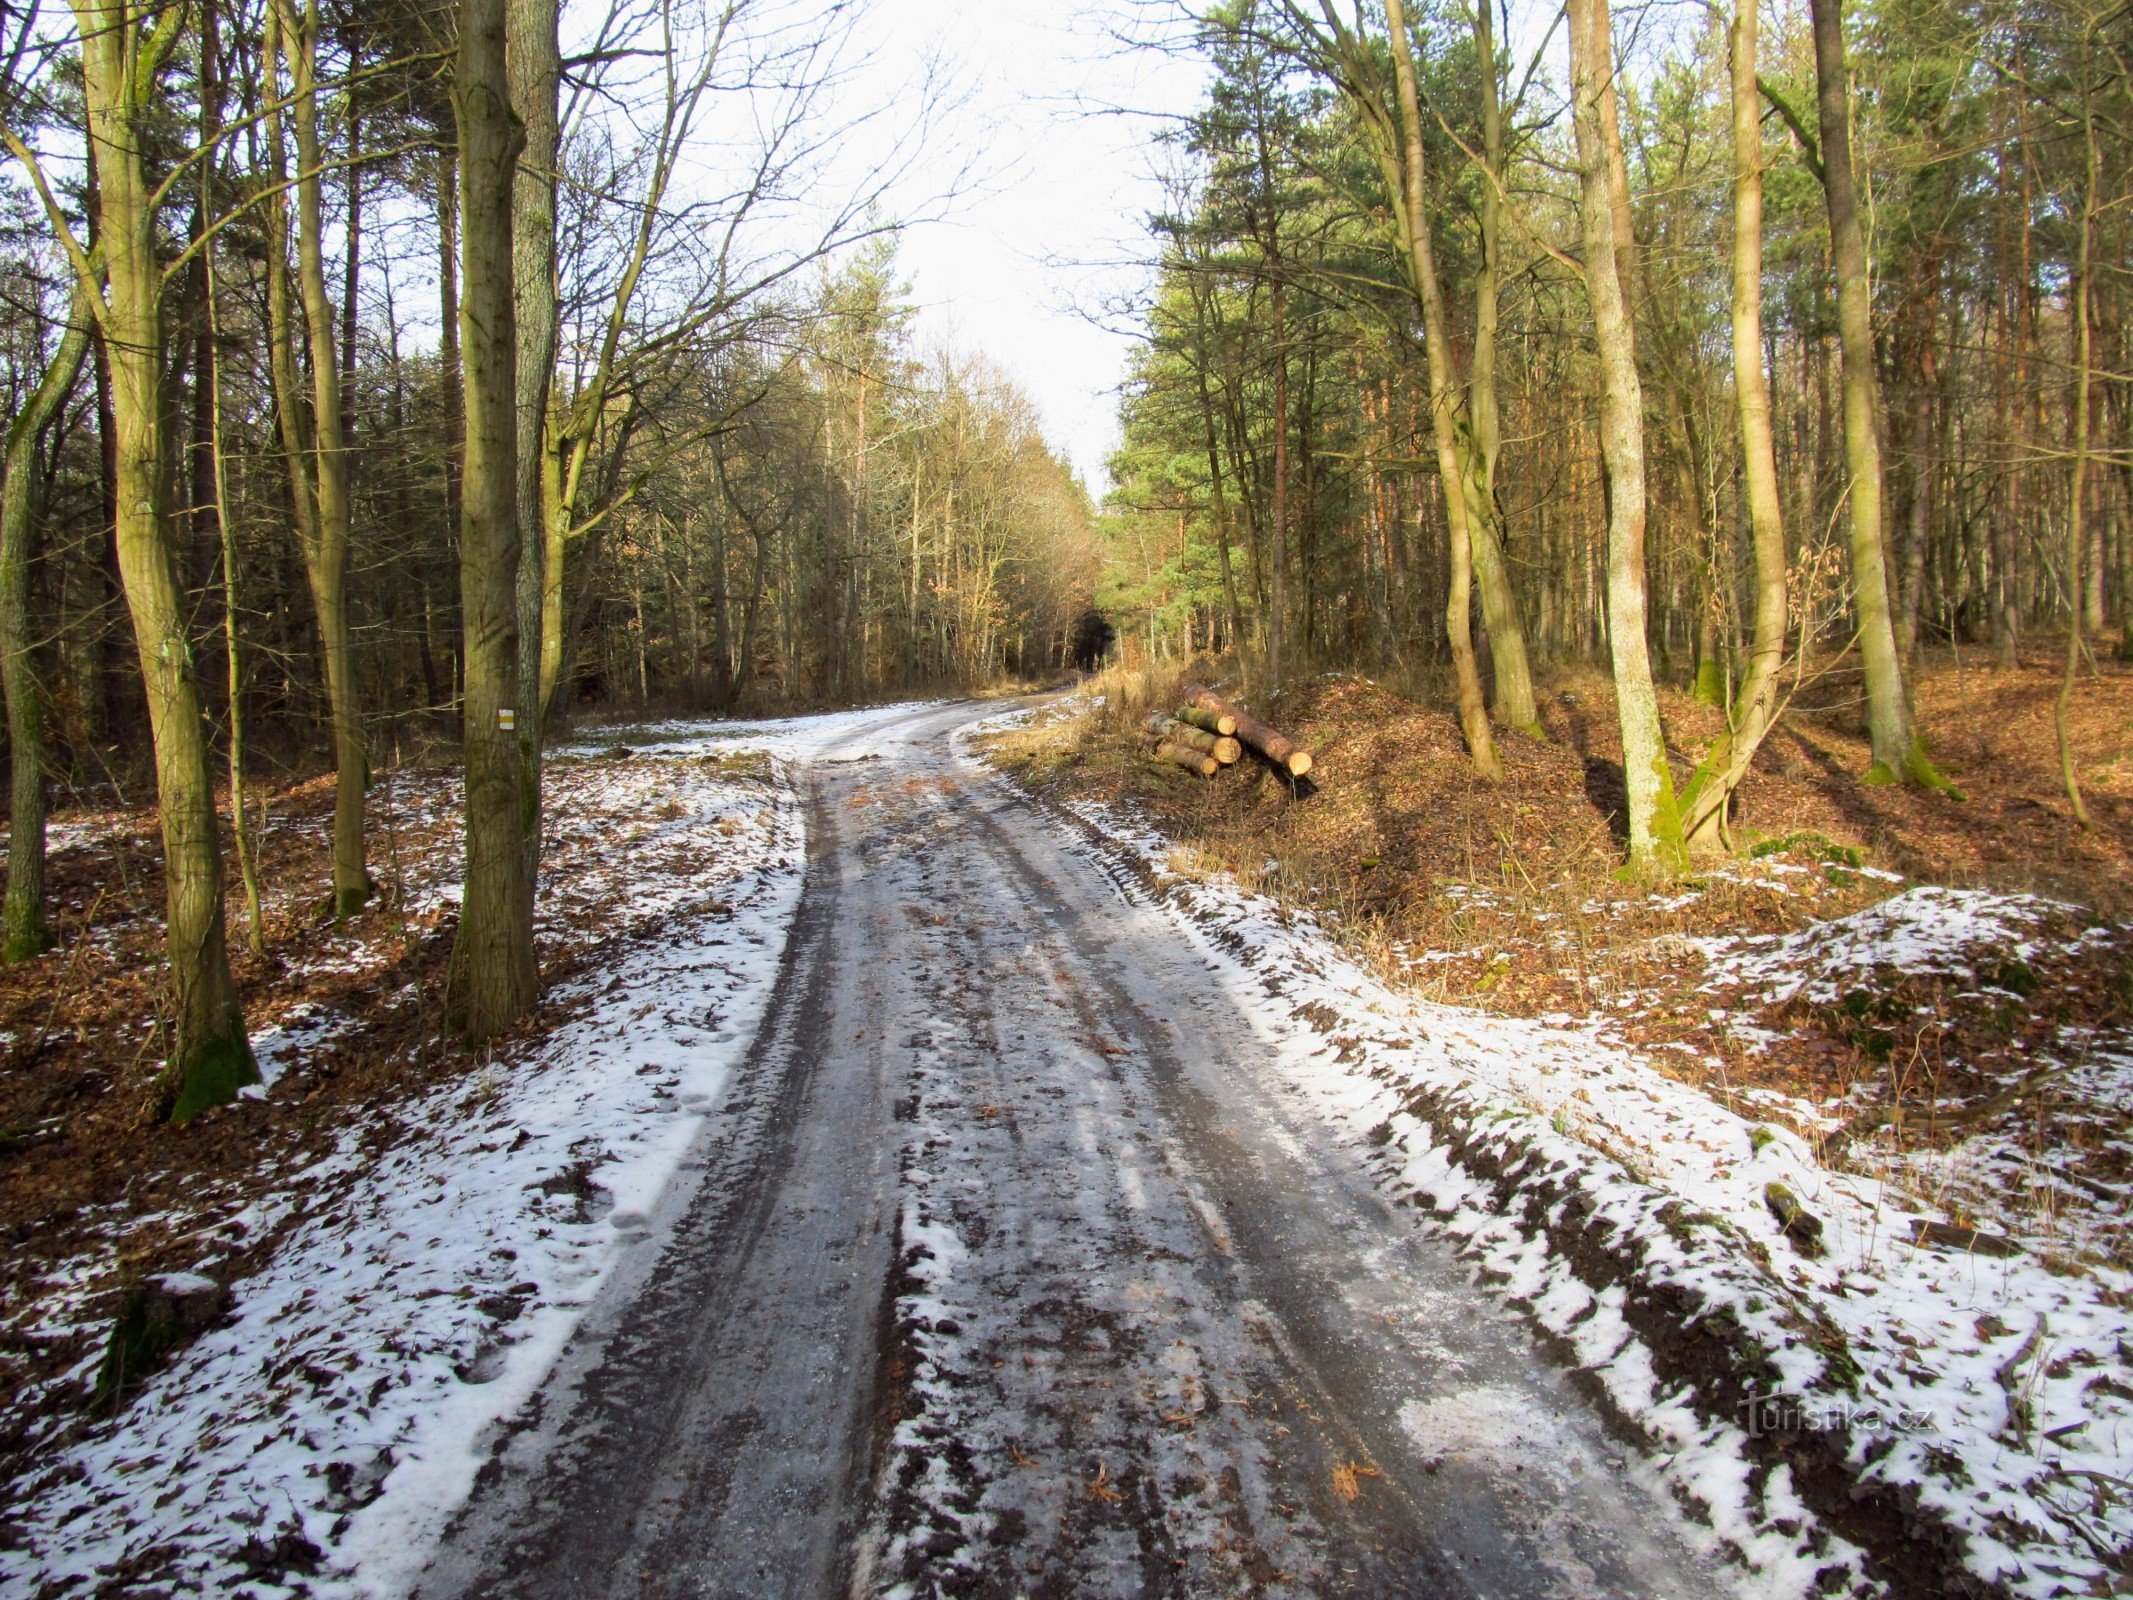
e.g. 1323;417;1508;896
2058;97;2096;831
198;0;264;958
448;0;538;1041
1382;0;1499;777
209;253;265;960
0;285;91;962
1568;0;1683;869
1808;0;1947;789
1682;0;1790;854
278;0;369;917
1464;0;1542;735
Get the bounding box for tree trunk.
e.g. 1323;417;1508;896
0;285;92;962
197;0;262;961
509;0;560;915
1809;0;1944;789
1464;0;1542;735
68;0;255;1115
2058;101;2096;831
1893;325;1938;663
1382;0;1499;778
340;99;361;442
447;0;538;1042
436;145;465;584
1568;0;1683;870
1188;276;1244;652
280;0;369;917
1682;0;1791;854
1268;266;1289;683
207;231;265;962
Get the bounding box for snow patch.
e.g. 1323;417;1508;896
1020;784;2133;1600
0;705;922;1599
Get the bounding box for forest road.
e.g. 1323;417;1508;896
417;699;1736;1600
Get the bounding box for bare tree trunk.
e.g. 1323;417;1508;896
509;0;560;935
1383;0;1499;777
1268;266;1289;682
340;99;361;443
1683;0;1790;853
209;288;265;964
1894;331;1937;663
58;0;255;1115
436;145;465;584
1464;0;1542;734
1568;0;1683;869
447;0;537;1042
1187;273;1244;651
278;0;370;917
2059;97;2096;831
197;0;263;960
0;285;91;962
1809;0;1947;789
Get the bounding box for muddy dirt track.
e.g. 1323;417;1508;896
416;701;1734;1600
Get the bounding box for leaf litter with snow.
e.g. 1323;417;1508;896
1021;782;2133;1600
1686;887;2133;1268
0;707;920;1598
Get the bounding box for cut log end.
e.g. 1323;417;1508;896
1154;741;1217;777
1185;685;1314;781
1177;704;1236;737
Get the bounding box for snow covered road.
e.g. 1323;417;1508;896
421;700;1731;1600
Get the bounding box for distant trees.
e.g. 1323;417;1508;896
1107;0;2129;858
0;0;1096;1101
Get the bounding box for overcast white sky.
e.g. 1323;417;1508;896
830;0;1212;493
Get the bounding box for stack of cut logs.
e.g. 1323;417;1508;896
1148;685;1314;780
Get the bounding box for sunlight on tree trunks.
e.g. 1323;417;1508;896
1568;0;1685;872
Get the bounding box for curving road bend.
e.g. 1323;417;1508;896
417;700;1734;1600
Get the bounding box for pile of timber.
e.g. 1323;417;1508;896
1147;685;1314;780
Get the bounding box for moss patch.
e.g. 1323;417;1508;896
168;1027;262;1125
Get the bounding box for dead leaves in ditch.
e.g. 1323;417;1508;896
1332;1460;1382;1502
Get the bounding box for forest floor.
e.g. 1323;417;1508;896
0;712;873;1593
981;647;2133;1598
0;660;2127;1600
989;648;2133;1272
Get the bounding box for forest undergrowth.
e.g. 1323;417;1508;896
0;740;782;1504
988;648;2133;1269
